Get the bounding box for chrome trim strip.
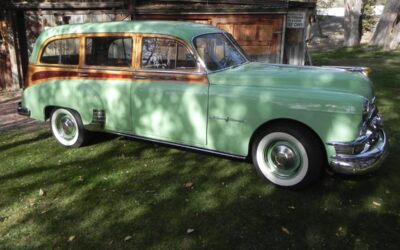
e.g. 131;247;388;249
280;15;286;64
107;131;247;160
34;64;79;69
209;116;246;123
134;69;207;76
78;67;134;72
327;134;370;148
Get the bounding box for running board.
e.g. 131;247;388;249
109;131;247;160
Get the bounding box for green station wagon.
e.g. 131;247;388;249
18;21;388;188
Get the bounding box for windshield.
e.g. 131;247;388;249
194;33;247;71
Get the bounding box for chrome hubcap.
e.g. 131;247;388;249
56;114;76;140
265;142;301;178
271;145;297;170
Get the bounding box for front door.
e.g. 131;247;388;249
131;35;209;146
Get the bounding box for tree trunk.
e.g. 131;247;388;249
370;0;400;50
343;0;363;47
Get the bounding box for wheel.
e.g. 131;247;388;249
50;108;87;147
251;124;323;188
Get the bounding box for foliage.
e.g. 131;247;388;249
316;0;334;9
1;47;400;249
361;0;377;33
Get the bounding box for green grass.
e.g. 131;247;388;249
1;46;399;249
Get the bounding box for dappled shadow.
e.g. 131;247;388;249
1;24;399;248
0;123;399;248
0;130;51;152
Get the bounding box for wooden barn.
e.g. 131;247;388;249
0;0;316;91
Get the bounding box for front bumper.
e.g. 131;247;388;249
17;102;30;116
329;129;388;174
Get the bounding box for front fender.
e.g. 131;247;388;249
207;85;364;157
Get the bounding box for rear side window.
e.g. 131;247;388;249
141;37;197;70
40;38;80;65
85;37;132;67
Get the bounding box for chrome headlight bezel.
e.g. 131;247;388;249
362;97;376;123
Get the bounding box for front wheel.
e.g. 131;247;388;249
50;108;87;148
251;124;323;188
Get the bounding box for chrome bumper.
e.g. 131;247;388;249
17;102;30;116
329;130;388;174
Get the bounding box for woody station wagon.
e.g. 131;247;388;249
18;21;388;188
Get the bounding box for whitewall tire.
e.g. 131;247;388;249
251;124;323;188
50;108;87;148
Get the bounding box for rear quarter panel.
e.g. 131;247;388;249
22;79;132;133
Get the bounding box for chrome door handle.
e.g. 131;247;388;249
78;73;89;77
134;75;148;79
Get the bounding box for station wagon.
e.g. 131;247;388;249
18;21;388;188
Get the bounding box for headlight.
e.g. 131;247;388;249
363;99;371;122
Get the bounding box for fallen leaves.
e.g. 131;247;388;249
184;182;193;189
68;235;76;242
40;210;48;214
281;227;290;235
372;201;381;207
39;189;45;196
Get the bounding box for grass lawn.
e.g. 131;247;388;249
1;47;399;249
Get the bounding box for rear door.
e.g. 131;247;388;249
131;35;209;146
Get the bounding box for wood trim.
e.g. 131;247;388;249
36;32;205;72
79;37;84;67
11;1;125;10
37;33;136;70
26;64;208;87
82;34;136;70
137;33;203;73
36;33;82;65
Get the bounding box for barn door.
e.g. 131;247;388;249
217;16;284;63
0;21;12;91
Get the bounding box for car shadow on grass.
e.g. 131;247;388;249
1;127;398;249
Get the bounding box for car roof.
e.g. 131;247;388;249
30;21;222;63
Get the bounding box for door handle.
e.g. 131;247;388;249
134;75;148;79
78;73;89;77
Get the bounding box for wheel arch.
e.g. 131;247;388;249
44;106;83;121
248;118;327;163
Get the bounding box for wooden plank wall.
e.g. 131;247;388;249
24;11;131;57
0;20;13;91
138;14;285;63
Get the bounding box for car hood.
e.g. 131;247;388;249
207;62;374;100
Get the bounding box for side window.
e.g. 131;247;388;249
40;38;80;65
85;37;132;67
141;37;196;70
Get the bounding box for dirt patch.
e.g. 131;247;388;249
0;91;47;132
309;16;375;50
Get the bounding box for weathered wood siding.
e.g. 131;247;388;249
0;20;14;91
138;14;285;63
24;11;131;57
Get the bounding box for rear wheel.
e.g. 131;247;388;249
50;108;87;148
251;124;323;188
